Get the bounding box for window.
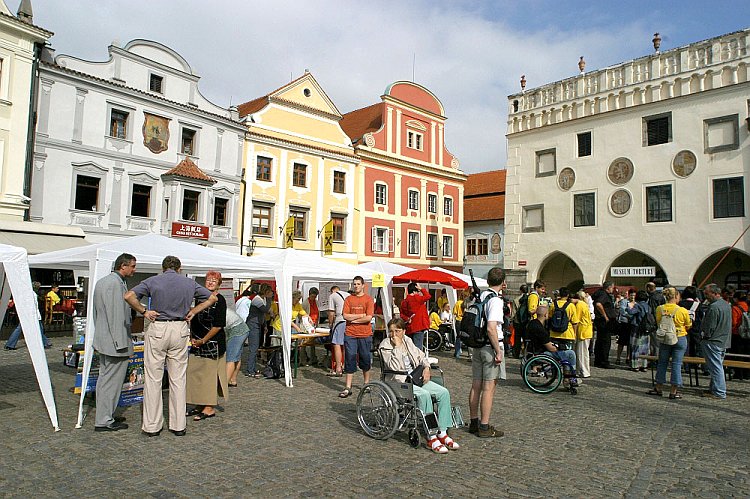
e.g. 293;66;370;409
181;128;196;155
407;130;423;150
577;131;592;157
252;203;272;236
522;204;544;232
130;184;151;217
427;233;438;257
290;208;307;239
407;231;420;255
713;177;745;219
408;190;419;211
372;227;390;253
110;109;128;139
646;185;672;223
149;74;163;93
256;156;272;182
443;197;453;216
332;214;346;242
292;163;307;188
643;112;671;146
333;171;346;194
213;198;229;226
704;115;739;153
535;149;556;177
466;238;489;256
74;175;100;211
375;183;387;205
427;193;437;213
182;190;200;222
442;235;453;258
573;193;596;227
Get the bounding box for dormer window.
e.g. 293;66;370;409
149;74;164;94
181;128;196;155
407;130;423;151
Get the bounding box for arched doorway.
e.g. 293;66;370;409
607;249;668;290
538;252;584;292
693;248;750;291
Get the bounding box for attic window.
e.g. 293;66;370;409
303;88;311;97
149;74;163;94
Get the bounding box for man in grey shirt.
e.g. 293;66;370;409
124;256;217;436
700;283;732;400
93;253;137;432
326;285;349;376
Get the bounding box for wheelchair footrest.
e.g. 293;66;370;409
451;406;465;428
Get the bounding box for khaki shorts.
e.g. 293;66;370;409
471;345;501;381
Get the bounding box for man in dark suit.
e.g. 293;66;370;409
92;253;137;432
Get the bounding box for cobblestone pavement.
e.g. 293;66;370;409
1;337;749;498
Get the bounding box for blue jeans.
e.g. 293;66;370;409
409;331;425;352
5;320;51;349
344;335;372;373
453;321;462;358
413;380;453;431
656;336;687;386
245;326;261;375
701;341;726;398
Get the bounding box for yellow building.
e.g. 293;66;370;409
238;72;360;262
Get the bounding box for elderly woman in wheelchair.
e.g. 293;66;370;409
356;318;460;453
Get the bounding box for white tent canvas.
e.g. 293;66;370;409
357;260;415;324
0;244;59;431
29;234;281;427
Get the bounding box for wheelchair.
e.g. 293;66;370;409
356;358;464;447
520;341;578;396
424;324;454;352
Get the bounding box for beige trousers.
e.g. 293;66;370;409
142;321;189;433
576;338;591;378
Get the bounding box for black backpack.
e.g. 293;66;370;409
459;290;498;348
514;294;529;326
263;350;284;379
638;310;657;336
549;300;572;333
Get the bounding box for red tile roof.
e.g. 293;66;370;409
464;169;506;222
340;103;383;142
163;157;215;183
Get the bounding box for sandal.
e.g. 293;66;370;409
646;388;663;397
668;393;682;400
338;388;353;398
186;407;202;417
194;412;216;421
428;437;449;454
438;434;460;450
228;382;238;387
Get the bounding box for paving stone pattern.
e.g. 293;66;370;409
1;337;748;498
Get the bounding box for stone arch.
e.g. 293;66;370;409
537;251;584;292
604;248;668;289
692;247;750;290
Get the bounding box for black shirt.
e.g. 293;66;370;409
190;294;227;357
526;319;550;354
592;288;616;320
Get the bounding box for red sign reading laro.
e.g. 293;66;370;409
171;222;209;240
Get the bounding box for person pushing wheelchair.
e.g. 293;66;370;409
526;303;581;388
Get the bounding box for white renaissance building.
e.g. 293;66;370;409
30;39;245;251
504;29;750;291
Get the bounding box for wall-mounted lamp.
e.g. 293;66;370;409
246;235;257;256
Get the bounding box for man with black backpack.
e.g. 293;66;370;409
467;267;505;439
549;287;579;352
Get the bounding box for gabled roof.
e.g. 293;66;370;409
237;72;341;119
162;157;215;183
340;103;383;142
464;169;506;222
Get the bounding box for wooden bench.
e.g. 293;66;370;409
644;354;750;387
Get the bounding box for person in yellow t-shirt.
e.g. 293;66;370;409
270;290;308;338
650;287;692;399
429;305;442;332
436;289;448;311
453;290;466;359
575;290;594;378
548;287;579;348
527;280;546;320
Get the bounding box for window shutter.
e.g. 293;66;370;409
371;227;378;252
387;229;394;253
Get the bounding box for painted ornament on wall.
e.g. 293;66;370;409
672;150;697;178
610;189;632;216
491;233;502;254
558;167;576;191
143;112;171;154
608;157;634;185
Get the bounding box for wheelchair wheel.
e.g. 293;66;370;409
408;427;421;448
522;355;562;394
356;381;399;440
425;329;443;351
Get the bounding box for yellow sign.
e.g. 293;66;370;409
371;272;385;288
284;216;295;248
323;220;334;256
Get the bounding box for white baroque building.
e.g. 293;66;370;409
30;39;245;250
504;29;750;291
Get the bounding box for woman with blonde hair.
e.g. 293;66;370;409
575;290;594;378
648;287;692;400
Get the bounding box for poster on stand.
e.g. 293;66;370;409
74;341;144;407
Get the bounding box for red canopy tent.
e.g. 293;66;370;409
391;269;469;289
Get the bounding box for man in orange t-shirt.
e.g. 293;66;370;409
339;276;374;398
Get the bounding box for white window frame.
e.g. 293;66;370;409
106;102;135;141
212;196;231;227
70;162;108;213
407;231;420;256
443;196;454;216
371;226;392;253
127;172;158;219
149;72;165;94
644;183;674;224
427;233;438;257
179;124;199;157
374;182;388;206
252;202;274;237
442;235;454;258
407;130;423;151
573;191;597;228
427;193;437;214
465;236;489;257
181;188;202;223
408;189;420;211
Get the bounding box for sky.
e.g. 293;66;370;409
29;0;750;174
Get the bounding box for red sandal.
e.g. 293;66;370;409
438;434;460;450
428;437;448;454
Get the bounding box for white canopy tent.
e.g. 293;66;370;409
29;234;281;427
357;261;415;324
0;244;60;431
249;248;378;386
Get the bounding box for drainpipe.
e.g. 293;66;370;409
22;42;43;221
239;168;247;255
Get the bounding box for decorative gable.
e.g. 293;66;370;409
270;72;342;119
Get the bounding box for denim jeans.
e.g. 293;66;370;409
655;335;687;386
409;330;426;353
701;341;726;398
5;320;51;349
244;327;261;375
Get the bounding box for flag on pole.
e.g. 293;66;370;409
322;220;334;255
284;216;295;248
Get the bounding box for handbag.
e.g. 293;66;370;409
407;364;426;387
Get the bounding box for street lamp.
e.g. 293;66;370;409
246;235;257;256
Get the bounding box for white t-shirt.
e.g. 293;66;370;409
329;290;350;325
235;296;251;321
481;289;504;351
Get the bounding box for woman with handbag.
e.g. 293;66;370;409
648;287;692;400
186;271;228;420
379;318;459;454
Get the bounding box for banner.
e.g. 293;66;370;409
322;220;334;256
371;272;385;288
284;216;295;248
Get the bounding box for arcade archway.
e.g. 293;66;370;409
607;249;667;290
693;248;750;291
538;252;584;292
